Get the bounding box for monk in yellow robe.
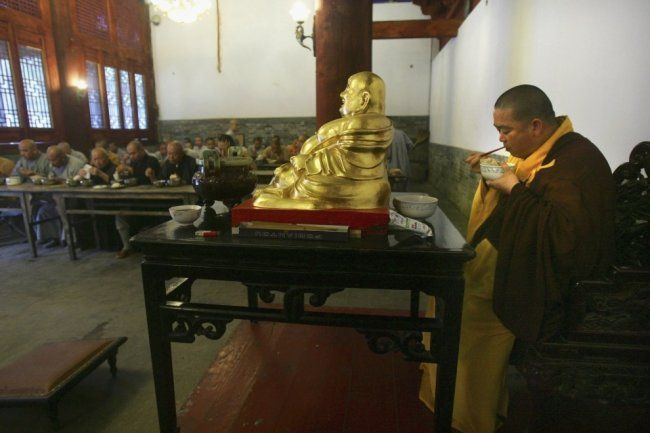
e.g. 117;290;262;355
253;71;393;210
420;85;615;432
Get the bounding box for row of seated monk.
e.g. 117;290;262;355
0;138;197;258
0;127;417;182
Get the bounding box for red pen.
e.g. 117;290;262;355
195;230;218;238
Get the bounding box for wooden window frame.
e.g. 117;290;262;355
0;21;58;138
0;0;63;146
83;51;149;133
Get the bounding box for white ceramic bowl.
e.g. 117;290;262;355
169;205;202;225
479;161;516;180
6;176;22;186
393;194;439;219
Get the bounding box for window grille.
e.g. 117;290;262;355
134;73;147;129
0;40;20;127
104;66;121;129
18;45;52;128
119;70;134;129
86;60;104;129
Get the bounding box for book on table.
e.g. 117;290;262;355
233;221;349;242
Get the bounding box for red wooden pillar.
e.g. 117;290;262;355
314;0;372;128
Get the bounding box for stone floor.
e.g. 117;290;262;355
0;231;432;433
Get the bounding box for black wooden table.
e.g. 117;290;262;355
132;207;473;433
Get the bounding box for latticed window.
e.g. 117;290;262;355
134;73;147;129
84;62;148;131
86;60;104;129
0;41;20;127
119;70;134;129
18;45;53;128
104;66;121;129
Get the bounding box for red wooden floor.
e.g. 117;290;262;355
176;313;649;433
177;319;434;433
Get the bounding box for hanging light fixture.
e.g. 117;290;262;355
147;0;211;24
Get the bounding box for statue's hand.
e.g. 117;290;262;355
291;154;307;171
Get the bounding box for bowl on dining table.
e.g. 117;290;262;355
153;180;167;188
30;175;44;184
479;157;516;181
41;178;57;185
123;177;138;186
393;194;439;219
6;176;22;186
169;204;202;225
167;177;181;187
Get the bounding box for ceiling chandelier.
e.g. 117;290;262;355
147;0;211;24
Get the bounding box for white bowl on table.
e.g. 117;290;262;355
479;159;516;180
6;176;22;186
393;194;439;219
169;205;202;225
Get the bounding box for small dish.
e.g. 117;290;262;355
169;205;202;225
393;194;439;219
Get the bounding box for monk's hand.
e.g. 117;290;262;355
464;152;483;173
145;167;155;180
486;163;519;194
18;167;34;177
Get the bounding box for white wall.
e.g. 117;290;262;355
150;1;432;120
151;0;316;120
429;0;650;169
372;3;435;116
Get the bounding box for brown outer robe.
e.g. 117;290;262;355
473;132;616;342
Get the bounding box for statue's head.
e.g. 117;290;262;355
339;71;385;117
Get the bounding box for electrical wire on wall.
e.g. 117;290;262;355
216;0;221;73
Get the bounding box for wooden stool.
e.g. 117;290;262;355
0;337;127;429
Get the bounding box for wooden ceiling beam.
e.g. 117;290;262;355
372;19;462;39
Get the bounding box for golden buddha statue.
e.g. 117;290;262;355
253;71;394;210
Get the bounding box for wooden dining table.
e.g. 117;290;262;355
0;182;197;259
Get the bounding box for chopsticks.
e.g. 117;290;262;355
480;145;505;157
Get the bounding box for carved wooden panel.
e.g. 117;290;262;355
75;0;109;40
112;0;142;50
0;0;41;18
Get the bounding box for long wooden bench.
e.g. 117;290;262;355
0;337;127;429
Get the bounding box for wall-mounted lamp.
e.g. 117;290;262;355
73;78;88;100
290;2;315;53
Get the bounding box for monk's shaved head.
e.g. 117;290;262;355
18;139;39;160
494;84;555;123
